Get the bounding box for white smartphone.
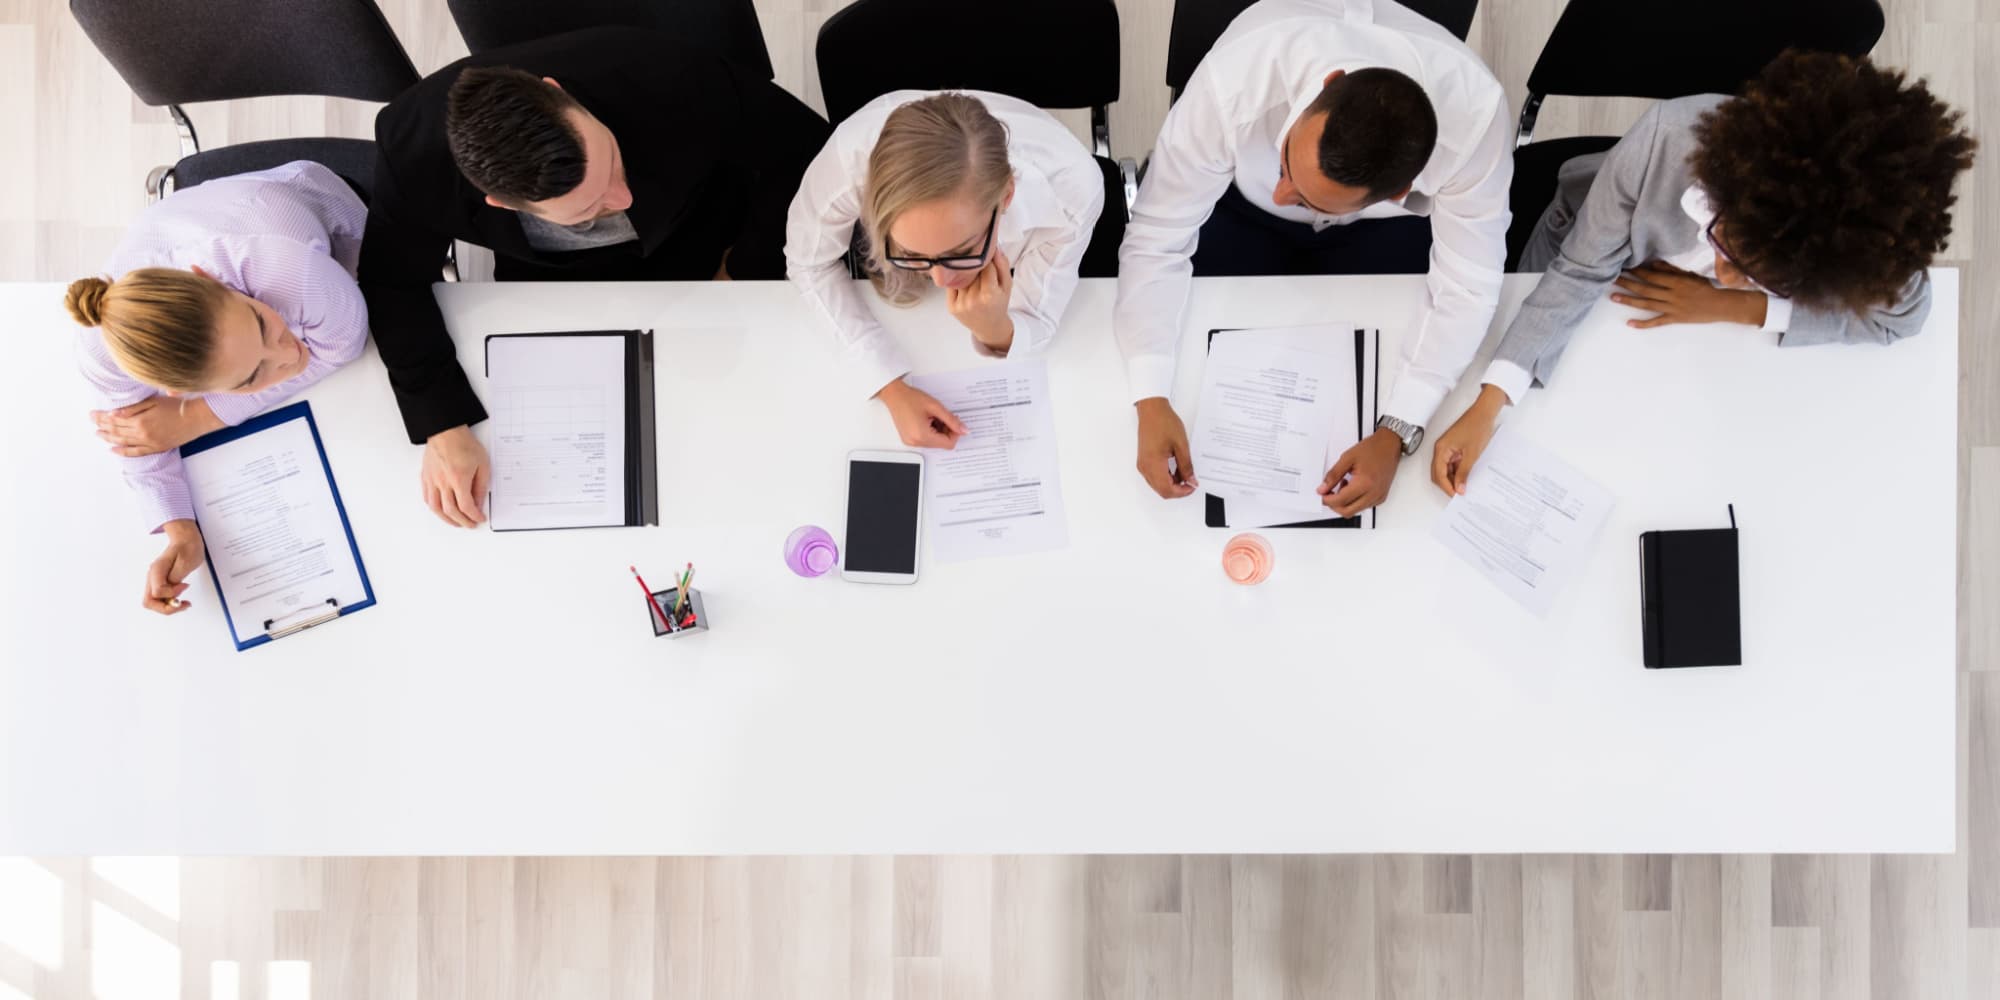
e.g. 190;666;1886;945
841;449;924;585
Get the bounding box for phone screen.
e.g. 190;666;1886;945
845;460;921;574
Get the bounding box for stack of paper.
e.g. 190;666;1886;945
485;334;629;531
905;359;1069;563
1193;326;1368;527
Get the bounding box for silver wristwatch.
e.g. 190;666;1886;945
1377;415;1424;456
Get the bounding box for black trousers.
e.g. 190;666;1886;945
1191;183;1434;277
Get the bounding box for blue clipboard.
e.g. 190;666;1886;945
178;400;376;651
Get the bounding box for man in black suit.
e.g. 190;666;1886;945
359;28;829;527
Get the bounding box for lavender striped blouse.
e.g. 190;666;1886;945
77;160;369;532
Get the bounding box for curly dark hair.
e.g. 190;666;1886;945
1690;50;1975;313
446;66;587;204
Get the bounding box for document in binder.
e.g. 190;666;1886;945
483;330;658;531
178;400;376;651
1202;325;1380;530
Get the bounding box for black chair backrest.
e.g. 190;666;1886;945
816;0;1119;124
1165;0;1477;93
172;138;380;195
446;0;774;80
70;0;418;106
1525;0;1883;100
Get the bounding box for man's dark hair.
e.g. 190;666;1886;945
445;66;588;204
1691;50;1975;312
1307;67;1438;201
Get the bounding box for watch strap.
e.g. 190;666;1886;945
1377;415;1422;456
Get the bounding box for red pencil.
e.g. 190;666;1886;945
629;565;674;630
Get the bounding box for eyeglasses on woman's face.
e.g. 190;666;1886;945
885;208;997;271
1706;216;1789;297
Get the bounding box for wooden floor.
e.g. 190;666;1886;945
2;0;1996;996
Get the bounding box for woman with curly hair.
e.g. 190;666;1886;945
1430;49;1974;495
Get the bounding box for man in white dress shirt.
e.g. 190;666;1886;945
1115;0;1511;515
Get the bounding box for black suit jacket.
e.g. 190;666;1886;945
359;28;829;443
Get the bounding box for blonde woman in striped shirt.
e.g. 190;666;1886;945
64;160;369;617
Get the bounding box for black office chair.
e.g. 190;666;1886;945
815;0;1134;278
70;0;419;200
445;0;774;81
1165;0;1478;99
1506;0;1885;268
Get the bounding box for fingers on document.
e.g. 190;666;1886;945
1451;450;1476;495
935;405;969;437
446;477;484;528
1431;447;1457;496
918;420;959;450
1141;435;1197;498
1320;453;1357;495
1322;458;1376;514
1169;438;1197;493
451;484;485;527
1327;481;1377;517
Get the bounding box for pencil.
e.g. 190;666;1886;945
672;562;693;616
630;565;673;631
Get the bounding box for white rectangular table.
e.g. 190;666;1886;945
0;272;1958;854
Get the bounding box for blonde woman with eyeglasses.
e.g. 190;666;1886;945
785;90;1104;448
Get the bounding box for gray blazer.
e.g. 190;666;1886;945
1496;95;1932;390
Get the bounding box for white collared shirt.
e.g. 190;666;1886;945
1114;0;1512;427
1481;186;1795;405
786;90;1106;398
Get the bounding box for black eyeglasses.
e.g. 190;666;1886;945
885;209;997;271
1706;216;1789;298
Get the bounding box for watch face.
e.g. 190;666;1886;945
1406;426;1425;455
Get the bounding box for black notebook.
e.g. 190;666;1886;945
1202;326;1380;530
483;329;658;531
1639;506;1741;668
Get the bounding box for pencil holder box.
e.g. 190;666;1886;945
648;588;709;638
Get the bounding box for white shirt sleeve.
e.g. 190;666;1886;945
997;165;1105;361
1759;293;1794;334
784;138;914;399
1113;64;1246;404
1381;91;1513;429
1480;358;1535;406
